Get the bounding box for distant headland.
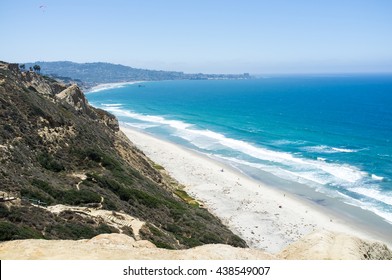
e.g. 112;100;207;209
23;61;252;90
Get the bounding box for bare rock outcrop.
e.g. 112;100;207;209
0;233;274;260
1;230;391;260
57;84;93;114
56;84;120;130
279;230;392;260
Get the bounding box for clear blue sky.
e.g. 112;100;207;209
1;0;392;74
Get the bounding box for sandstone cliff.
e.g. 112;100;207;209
0;61;245;249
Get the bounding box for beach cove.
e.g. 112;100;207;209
120;126;392;253
87;77;392;253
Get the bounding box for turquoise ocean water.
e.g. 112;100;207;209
87;76;392;226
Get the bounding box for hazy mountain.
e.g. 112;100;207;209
24;61;251;88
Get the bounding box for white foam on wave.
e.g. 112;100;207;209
331;147;358;153
367;208;392;225
271;139;307;146
100;103;123;110
109;107;368;185
124;122;159;129
172;129;222;150
215;154;344;186
335;183;392;224
303;145;360;154
352;200;392;225
205;135;366;183
102;103;123;107
215;154;392;224
372;174;384;181
106;107;191;130
106;107;392;222
349;187;392;206
340;194;392;225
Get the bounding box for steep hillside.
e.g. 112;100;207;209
0;61;246;249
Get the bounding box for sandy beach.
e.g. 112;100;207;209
86;81;144;93
120;126;391;254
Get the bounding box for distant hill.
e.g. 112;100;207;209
24;61;252;88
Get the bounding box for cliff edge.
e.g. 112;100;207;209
0;61;245;250
1;230;391;260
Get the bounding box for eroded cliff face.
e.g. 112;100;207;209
0;61;246;250
6;63;67;96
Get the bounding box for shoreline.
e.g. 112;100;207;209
86;81;145;93
120;125;392;253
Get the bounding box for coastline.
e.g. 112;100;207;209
120;125;392;254
86;81;144;93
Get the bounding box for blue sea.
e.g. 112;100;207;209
87;76;392;226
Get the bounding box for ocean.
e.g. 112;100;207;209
87;76;392;226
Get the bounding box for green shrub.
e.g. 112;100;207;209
228;235;247;247
62;222;117;239
112;186;130;201
152;163;164;170
78;148;123;171
0;221;18;240
37;152;64;172
102;198;118;211
3;124;14;133
62;189;101;205
174;189;199;207
195;209;214;221
31;178;60;198
0;204;10;218
201;233;221;244
128;189;160;208
85;149;102;162
89;173;160;208
17;225;44;239
178;236;203;247
112;169;135;185
48;223;96;239
88;173;122;191
148;225;164;237
101;154;122;171
96;223;118;234
21;188;53;204
0;221;43;241
169;207;187;221
166;224;182;234
152;241;175;249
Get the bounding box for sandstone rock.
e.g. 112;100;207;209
57;84;92;114
1;230;390;260
278;230;392;260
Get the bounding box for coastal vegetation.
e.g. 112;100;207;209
0;61;246;249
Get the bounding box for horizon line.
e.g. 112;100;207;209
11;60;392;76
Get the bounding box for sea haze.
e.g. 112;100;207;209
87;76;392;225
